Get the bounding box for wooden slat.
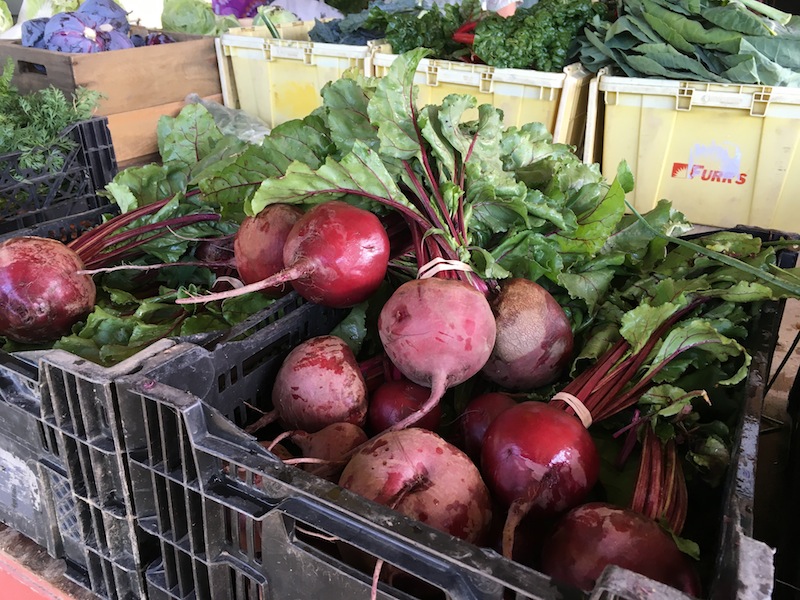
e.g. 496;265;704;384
0;32;221;115
106;93;225;165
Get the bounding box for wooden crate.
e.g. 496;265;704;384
0;28;222;167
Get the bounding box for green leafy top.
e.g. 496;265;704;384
248;49;633;298
0;58;101;171
578;0;800;85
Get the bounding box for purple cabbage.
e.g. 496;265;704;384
77;0;130;34
44;12;107;53
131;32;176;47
99;28;135;51
21;18;50;49
144;32;176;45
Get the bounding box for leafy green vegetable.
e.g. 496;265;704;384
367;0;476;59
250;50;634;296
161;0;239;35
54;284;273;366
473;0;605;70
579;0;800;85
0;58;101;171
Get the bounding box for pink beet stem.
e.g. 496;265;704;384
244;409;278;434
176;261;312;305
385;372;448;432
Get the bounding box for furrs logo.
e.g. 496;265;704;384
670;142;748;185
671;163;748;185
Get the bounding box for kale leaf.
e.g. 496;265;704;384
473;0;605;70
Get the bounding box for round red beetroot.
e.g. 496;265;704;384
377;277;497;431
460;392;517;461
272;335;368;433
234;203;303;297
339;428;492;545
368;379;442;434
481;278;573;391
541;503;701;596
283;201;390;308
0;237;95;343
481;401;598;516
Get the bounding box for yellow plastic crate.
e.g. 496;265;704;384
371;53;593;149
584;73;800;232
216;23;374;128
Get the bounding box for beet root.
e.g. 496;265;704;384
377;278;496;431
481;278;573;391
0;237;96;343
287;422;368;480
459;392;516;461
368;378;442;434
234;203;303;297
541;503;701;596
481;401;599;558
339;428;493;545
272;335;368;433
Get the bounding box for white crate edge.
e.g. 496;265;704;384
371;52;571;89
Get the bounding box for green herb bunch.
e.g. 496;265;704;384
473;0;606;70
0;58;102;172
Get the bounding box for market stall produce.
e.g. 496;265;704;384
0;1;798;599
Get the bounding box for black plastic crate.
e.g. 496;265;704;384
0;204;122;244
0;116;117;235
0;398;61;554
40;459;159;600
116;226;795;600
0;293;343;599
119;380;574;600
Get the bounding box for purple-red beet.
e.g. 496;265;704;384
0;237;96;343
481;401;599;559
368;378;442;434
339;428;492;544
178;201;391;309
234;203;303;297
283;422;368;480
541;503;701;596
378;278;497;431
271;335;368;433
459;392;516;461
481;278;574;390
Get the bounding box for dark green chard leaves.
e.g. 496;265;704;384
579;0;800;85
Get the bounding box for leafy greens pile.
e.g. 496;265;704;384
309;0;600;71
0;57;101;171
472;0;605;70
579;0;800;86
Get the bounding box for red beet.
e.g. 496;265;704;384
339;428;492;544
378;278;497;431
481;401;599;558
285;422;368;480
234;203;303;297
0;237;96;343
541;503;701;596
178;200;390;309
459;392;516;461
271;335;368;433
368;379;442;434
481;278;573;390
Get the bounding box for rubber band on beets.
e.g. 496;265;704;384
552;392;593;428
418;257;474;279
